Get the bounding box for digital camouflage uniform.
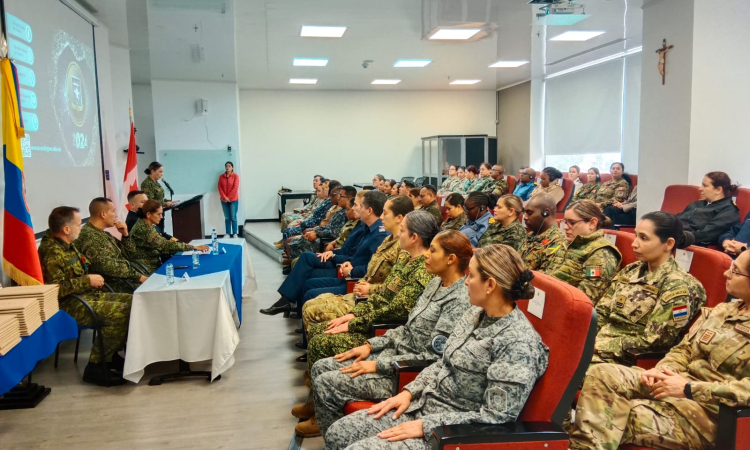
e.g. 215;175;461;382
468;176;492;193
592;258;706;364
570;301;750;450
306;252;433;370
302;235;401;331
594;179;631;208
74;222;146;294
489;178;509;196
457;178;476;195
440;212;466;232
283;199;332;240
544;230;622;304
437;176;461;195
313;277;471;435
281;196;323;231
288;207;347;259
140;177;168;208
129;219;195;273
38;232;132;364
477;219;527;251
520;225;566;272
422;201;443;226
573;182;601;202
333;220;359;249
324;307;550;450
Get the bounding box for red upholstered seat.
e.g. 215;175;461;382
628;174;638;188
682;245;732;307
556;178;574;214
661;185;701;215
343;401;377;416
505;175;517;194
603;230;637;268
736;188;750;221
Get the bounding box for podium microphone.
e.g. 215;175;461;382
162;179;175;198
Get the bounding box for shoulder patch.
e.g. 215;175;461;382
662;288;689;303
672;305;689;322
641;284;660;295
585;266;602;278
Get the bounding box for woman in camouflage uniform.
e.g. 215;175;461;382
437;165;461;195
140;162;172;209
595;162;631;209
440;193;467;231
324;244;549;450
545;199;622;304
129;200;209;273
572;167;602;201
457;165;478;194
478;194;527;251
292;231;474;437
467;163;493;193
569;249;750;450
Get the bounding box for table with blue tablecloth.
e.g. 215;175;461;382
0;311;78;396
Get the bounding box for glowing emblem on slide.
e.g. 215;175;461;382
65;62;86;126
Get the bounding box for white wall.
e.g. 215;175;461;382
497;82;531;173
131;84;157;175
239;90;496;219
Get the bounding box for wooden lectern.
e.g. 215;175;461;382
170;195;205;242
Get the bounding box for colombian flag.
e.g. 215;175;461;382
2;58;42;285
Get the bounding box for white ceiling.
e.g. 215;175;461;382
85;0;644;91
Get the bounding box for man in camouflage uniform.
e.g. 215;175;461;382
477;218;527;251
75;198;148;294
520;194;566;271
418;185;443;226
593;257;706;365
38;206;131;386
488;165;509;196
324;306;549;450
569;299;750;449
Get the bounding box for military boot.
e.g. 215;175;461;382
294;416;321;438
291;400;315;420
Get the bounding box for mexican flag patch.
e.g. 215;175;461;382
585;267;601;278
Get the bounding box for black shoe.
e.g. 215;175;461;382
295;341;307;350
294;327;303;334
82;362;126;386
282;265;292;275
110;352;126;372
259;304;292;316
288;312;300;320
295;353;308;363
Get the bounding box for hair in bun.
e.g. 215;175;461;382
510;269;536;300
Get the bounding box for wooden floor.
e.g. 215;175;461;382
0;242;324;450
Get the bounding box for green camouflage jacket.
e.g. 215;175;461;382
520;225;566;272
594;258;706;363
362;234;402;297
544;230;622;304
441;212;467;232
129;218;194;273
572;182;601;202
457;178;476;194
594;179;630;207
478;219;527;251
489;178;509;196
74;222;144;289
468;176;492;193
438;177;462;194
333;219;358;249
348;251;434;334
38;232;93;299
140;177;168;208
423;201;443;226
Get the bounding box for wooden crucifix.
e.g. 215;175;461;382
655;39;674;85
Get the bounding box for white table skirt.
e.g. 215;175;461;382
189;238;258;299
123;271;240;383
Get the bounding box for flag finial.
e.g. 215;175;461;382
0;34;8;59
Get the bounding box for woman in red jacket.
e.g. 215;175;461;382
218;161;240;237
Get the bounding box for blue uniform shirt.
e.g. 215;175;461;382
513;181;537;201
719;211;750;248
460;212;492;248
333;219;390;278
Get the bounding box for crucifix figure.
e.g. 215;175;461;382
655;39;674;85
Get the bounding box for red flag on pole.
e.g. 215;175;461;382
120;106;139;213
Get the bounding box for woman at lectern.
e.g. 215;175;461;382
130;200;209;273
218;161;240;238
141;162;173;209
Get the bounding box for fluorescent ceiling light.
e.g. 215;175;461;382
550;31;605;41
450;80;481;85
489;60;529;68
429;28;481;40
536;14;589;26
372;80;401;85
394;59;432;68
293;58;329;67
289;78;317;85
300;26;347;38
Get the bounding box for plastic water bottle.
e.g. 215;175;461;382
192;250;200;269
211;228;219;255
166;263;175;285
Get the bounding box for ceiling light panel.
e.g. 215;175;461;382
429;28;481;40
300;26;347;38
372;80;401;85
293;58;329;67
289;78;317;85
394;60;432;68
450;80;481;85
489;60;529;68
550;31;605;41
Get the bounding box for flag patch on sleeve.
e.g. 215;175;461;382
673;305;689;322
585;267;601;278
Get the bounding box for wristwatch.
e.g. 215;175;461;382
684;382;693;400
741;244;748;253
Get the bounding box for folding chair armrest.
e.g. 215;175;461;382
354;296;368;305
392;360;433;374
102;283;115;293
345;277;362;283
371;321;404;337
131;261;150;276
717;404;750;449
428;422;569;450
622;349;667;369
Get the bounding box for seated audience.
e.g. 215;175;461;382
459;191;492;247
604;185;638;229
569;165;583;196
129;200;209;273
408;188;422;209
325;197;359;252
572;167;602;202
260;190;389;316
437;165;460;195
568;249;750;450
381;180;395;198
513;167;537;201
677;171;740;246
281;175;324;230
399;181;415;196
720;210;750;257
75;197;148;294
372;174;385;191
38;206;133;386
529;167;564;205
305;210;437;372
478;194;527;251
280;182;338;244
468;163;493;193
488;164;509;196
324;244;549;450
520;194;566;271
440;193;467;231
418;186;443;226
458;165;478;193
456;166;466;183
390;183;401;197
276;181;330;247
595;162;631;209
300;231;474;437
545;199;622;304
593;212;706;365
